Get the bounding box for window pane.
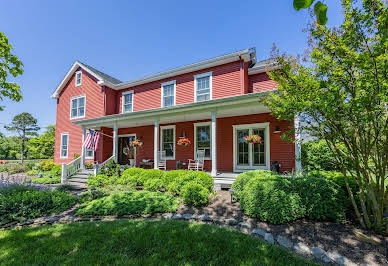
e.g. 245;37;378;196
162;128;174;157
164;96;174;107
86;149;93;158
196;125;211;158
197;94;210;102
78;97;85;107
71;108;78;118
124;103;132;112
78;107;84;117
196;76;210;102
124;93;133;105
62;135;68;145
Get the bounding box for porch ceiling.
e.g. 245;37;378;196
73;91;270;129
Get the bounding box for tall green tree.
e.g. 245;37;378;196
265;0;387;232
0;32;23;110
4;113;40;162
293;0;328;25
28;125;55;159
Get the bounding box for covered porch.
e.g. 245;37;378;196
73;92;301;179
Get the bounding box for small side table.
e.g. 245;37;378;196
139;161;154;169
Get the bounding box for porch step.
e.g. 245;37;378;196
68;177;89;183
213;178;236;185
67;181;87;189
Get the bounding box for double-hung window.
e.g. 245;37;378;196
160;125;175;159
122;91;134;113
85;149;94;159
161;80;176;107
70;95;85;119
194;72;212;102
75;71;82;86
60;133;69;158
194;122;211;159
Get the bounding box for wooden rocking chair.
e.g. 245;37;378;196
158;150;167;170
188;149;205;171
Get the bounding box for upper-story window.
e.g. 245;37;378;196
122;91;134;113
194;72;212;102
70;95;86;119
75;71;82;86
161;80;176;107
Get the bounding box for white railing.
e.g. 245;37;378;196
93;155;115;176
61;157;82;183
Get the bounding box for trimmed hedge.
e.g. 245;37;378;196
0;185;77;222
181;181;210;206
234;170;346;224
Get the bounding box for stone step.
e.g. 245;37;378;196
76;172;92;176
71;174;89;179
68;177;88;183
67;181;87;189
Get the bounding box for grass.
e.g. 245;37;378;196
76;191;179;216
0;220;316;265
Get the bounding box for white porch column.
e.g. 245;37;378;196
294;115;302;171
80;127;86;169
154;118;159;169
211;111;217;176
113;122;118;163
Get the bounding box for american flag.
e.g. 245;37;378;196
82;129;101;151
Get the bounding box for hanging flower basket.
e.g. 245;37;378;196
131;138;143;148
177;137;191;146
243;134;262;144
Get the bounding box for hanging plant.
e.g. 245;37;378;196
243;135;262;144
131;138;143;148
177;137;191;147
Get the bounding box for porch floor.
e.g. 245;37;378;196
207;172;239;189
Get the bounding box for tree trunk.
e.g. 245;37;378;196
21;138;24;163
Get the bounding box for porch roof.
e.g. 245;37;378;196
73;91;272;129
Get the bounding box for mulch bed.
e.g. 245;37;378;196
177;190;388;266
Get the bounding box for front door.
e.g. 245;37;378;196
234;123;270;171
118;135;136;165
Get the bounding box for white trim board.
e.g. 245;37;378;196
232;122;270;172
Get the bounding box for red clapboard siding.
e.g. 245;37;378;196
248;72;277;93
54;68;105;164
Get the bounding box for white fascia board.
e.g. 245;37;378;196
52;61;104;99
248;65;281;75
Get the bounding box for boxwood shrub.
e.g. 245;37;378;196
234;170;345;224
0;185;77;222
120;168;145;186
138;169;165;186
181;181;210;206
143;178;164;191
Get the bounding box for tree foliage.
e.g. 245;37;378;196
265;0;387;232
0;32;23;110
293;0;328;25
28;125;55;159
4;112;40;162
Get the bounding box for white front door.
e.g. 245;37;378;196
233;123;270;172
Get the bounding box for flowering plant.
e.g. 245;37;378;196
243;134;262;144
177;137;191;146
131;138;143;147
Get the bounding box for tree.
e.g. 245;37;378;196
264;0;387;232
4;113;40;162
0;32;23;110
28;125;55;159
293;0;328;25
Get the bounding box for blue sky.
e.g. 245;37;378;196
0;0;344;135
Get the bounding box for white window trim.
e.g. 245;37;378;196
60;133;69;159
161;80;176;108
70;95;86;120
232;122;270;172
194;72;212;103
194;122;212;160
75;71;82;86
122;90;134;113
85;149;94;159
160;125;176;160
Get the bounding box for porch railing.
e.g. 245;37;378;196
61;157;82;184
93;155;115;176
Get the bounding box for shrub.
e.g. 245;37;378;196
31;175;61;184
167;172;194;195
76;191;179;216
232;170;277;201
49;165;62;178
162;170;187;188
87;174;119;188
98;159;121;177
26;162;36;170
190;171;213;192
0;185;77;222
240;177;306;224
26;170;39;176
301;140;345;171
181;181;210;206
38;159;55;171
120;168;145;186
85;162;94;170
143;178;164;191
138;169;165;186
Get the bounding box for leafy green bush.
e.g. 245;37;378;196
31;175;61;184
87;174;119;188
80;185;136;203
120;168;145;186
166;171;214;195
49;165;62;178
0;185;77;222
143;178;164;191
181;181;210;206
0;163;30;174
235;170;346;224
232;170;277;201
240;177;306;224
84;162;94;170
98;159;121;177
25;169;39;176
38;159;55;172
162;170;187;188
138;169;164;186
301;140;346;171
76;191;179;216
189;171;213;192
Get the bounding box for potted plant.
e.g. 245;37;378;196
243;135;262;144
177;137;191;147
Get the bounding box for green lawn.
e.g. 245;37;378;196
0;220;316;265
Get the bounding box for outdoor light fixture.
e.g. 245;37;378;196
274;126;281;133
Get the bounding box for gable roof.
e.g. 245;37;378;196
52;61;122;98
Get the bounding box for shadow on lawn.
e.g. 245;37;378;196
0;220;315;265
